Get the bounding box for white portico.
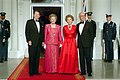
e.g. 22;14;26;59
0;0;119;59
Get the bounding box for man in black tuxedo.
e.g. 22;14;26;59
86;12;96;61
103;14;116;62
25;10;44;76
76;12;94;76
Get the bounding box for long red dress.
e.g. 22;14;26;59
59;25;79;74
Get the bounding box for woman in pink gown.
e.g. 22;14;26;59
44;14;62;73
59;14;79;74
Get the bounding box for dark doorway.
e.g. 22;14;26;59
31;0;51;3
33;7;61;25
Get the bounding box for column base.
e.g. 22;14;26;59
8;50;25;58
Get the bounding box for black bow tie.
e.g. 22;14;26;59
36;20;39;22
80;22;84;24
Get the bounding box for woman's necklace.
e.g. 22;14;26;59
68;25;72;30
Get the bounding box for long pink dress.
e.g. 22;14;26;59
44;24;62;73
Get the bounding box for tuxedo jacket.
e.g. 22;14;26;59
76;21;95;48
25;19;44;47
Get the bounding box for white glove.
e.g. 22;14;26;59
42;42;44;46
28;41;32;46
2;39;6;42
44;44;46;49
112;40;114;42
102;40;105;43
59;44;62;47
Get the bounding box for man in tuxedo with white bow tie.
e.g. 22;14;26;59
25;10;45;76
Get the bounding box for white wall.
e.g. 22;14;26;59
0;0;119;59
111;0;120;59
91;0;111;59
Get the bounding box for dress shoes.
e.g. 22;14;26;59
88;73;92;76
35;72;42;75
80;72;86;75
5;58;8;61
91;58;93;61
0;60;3;63
107;60;112;63
29;74;34;76
104;59;108;62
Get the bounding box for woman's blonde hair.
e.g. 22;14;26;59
49;13;58;21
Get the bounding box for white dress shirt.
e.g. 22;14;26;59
79;22;85;35
35;20;40;32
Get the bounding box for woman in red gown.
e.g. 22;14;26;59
59;14;79;74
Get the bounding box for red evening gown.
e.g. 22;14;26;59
59;25;79;74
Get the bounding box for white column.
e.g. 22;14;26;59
1;0;18;58
0;0;3;11
2;0;12;21
17;0;31;57
9;0;19;58
87;0;91;12
76;0;82;23
63;0;70;25
9;0;30;58
91;0;111;23
63;0;78;24
111;0;120;60
91;0;111;59
70;0;77;24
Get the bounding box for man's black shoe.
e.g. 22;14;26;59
104;59;107;62
0;60;3;63
1;58;4;60
91;58;93;61
88;73;92;76
36;72;42;75
80;73;86;75
5;58;8;61
29;74;34;76
108;60;112;63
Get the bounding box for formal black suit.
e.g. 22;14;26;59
25;19;44;75
103;21;116;62
76;21;94;75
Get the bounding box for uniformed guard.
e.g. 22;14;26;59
86;12;96;61
0;13;5;63
103;14;116;62
0;12;10;63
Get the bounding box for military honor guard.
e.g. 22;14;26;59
86;12;96;61
0;12;10;63
103;14;116;62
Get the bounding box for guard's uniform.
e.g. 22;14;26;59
103;21;116;62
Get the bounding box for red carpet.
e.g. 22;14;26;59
8;57;85;80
